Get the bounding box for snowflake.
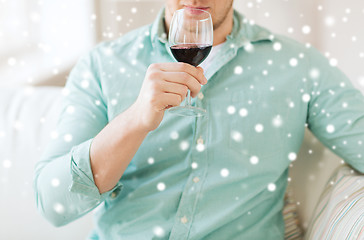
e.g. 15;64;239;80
272;115;283;127
111;99;118;105
302;93;311;102
329;58;338;67
220;168;229;177
227;105;236;114
234;66;243;75
50;131;59;139
191;162;198;169
180;141;189;151
157;182;166;191
196;143;205;152
273;42;282;51
289;58;298;67
148;157;154;164
81;80;89;88
51;178;60;187
255;124;264;133
231;131;243;142
153;226;165;237
267;183;276;192
63;134;73;142
302;25;311;34
309;68;320;79
326;124;335;133
288;152;297;161
244;43;254;52
53;203;65;214
170;131;179;140
250;156;259;165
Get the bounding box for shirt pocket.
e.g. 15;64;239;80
228;91;263;154
207;88;290;177
227;90;287;160
207;90;261;158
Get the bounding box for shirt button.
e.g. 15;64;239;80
181;216;188;224
193;177;200;183
110;187;121;199
110;192;117;199
198;92;204;100
197;137;204;145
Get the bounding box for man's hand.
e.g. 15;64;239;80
132;62;208;132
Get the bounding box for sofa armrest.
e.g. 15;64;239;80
304;164;364;240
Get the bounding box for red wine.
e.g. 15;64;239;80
170;44;212;67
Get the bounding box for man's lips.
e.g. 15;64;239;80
183;6;210;15
183;6;209;11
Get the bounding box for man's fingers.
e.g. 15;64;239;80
161;72;201;98
161;81;189;101
156;62;207;85
159;92;183;110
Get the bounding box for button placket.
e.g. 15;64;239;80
169;116;209;239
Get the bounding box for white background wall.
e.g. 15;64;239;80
0;0;363;239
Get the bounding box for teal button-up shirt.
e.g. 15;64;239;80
34;7;364;240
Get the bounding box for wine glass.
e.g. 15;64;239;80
168;8;213;117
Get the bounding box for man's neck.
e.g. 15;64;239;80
212;9;234;46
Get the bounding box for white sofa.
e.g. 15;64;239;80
0;86;353;239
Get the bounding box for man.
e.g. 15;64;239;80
34;0;364;239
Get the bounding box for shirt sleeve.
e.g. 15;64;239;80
306;47;364;173
33;51;123;227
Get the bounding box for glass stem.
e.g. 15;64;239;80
186;89;192;106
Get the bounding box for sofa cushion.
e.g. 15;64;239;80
305;164;364;239
0;86;93;239
284;184;304;240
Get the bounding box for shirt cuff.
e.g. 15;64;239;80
68;138;123;201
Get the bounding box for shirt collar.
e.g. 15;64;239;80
150;7;273;48
150;7;168;47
